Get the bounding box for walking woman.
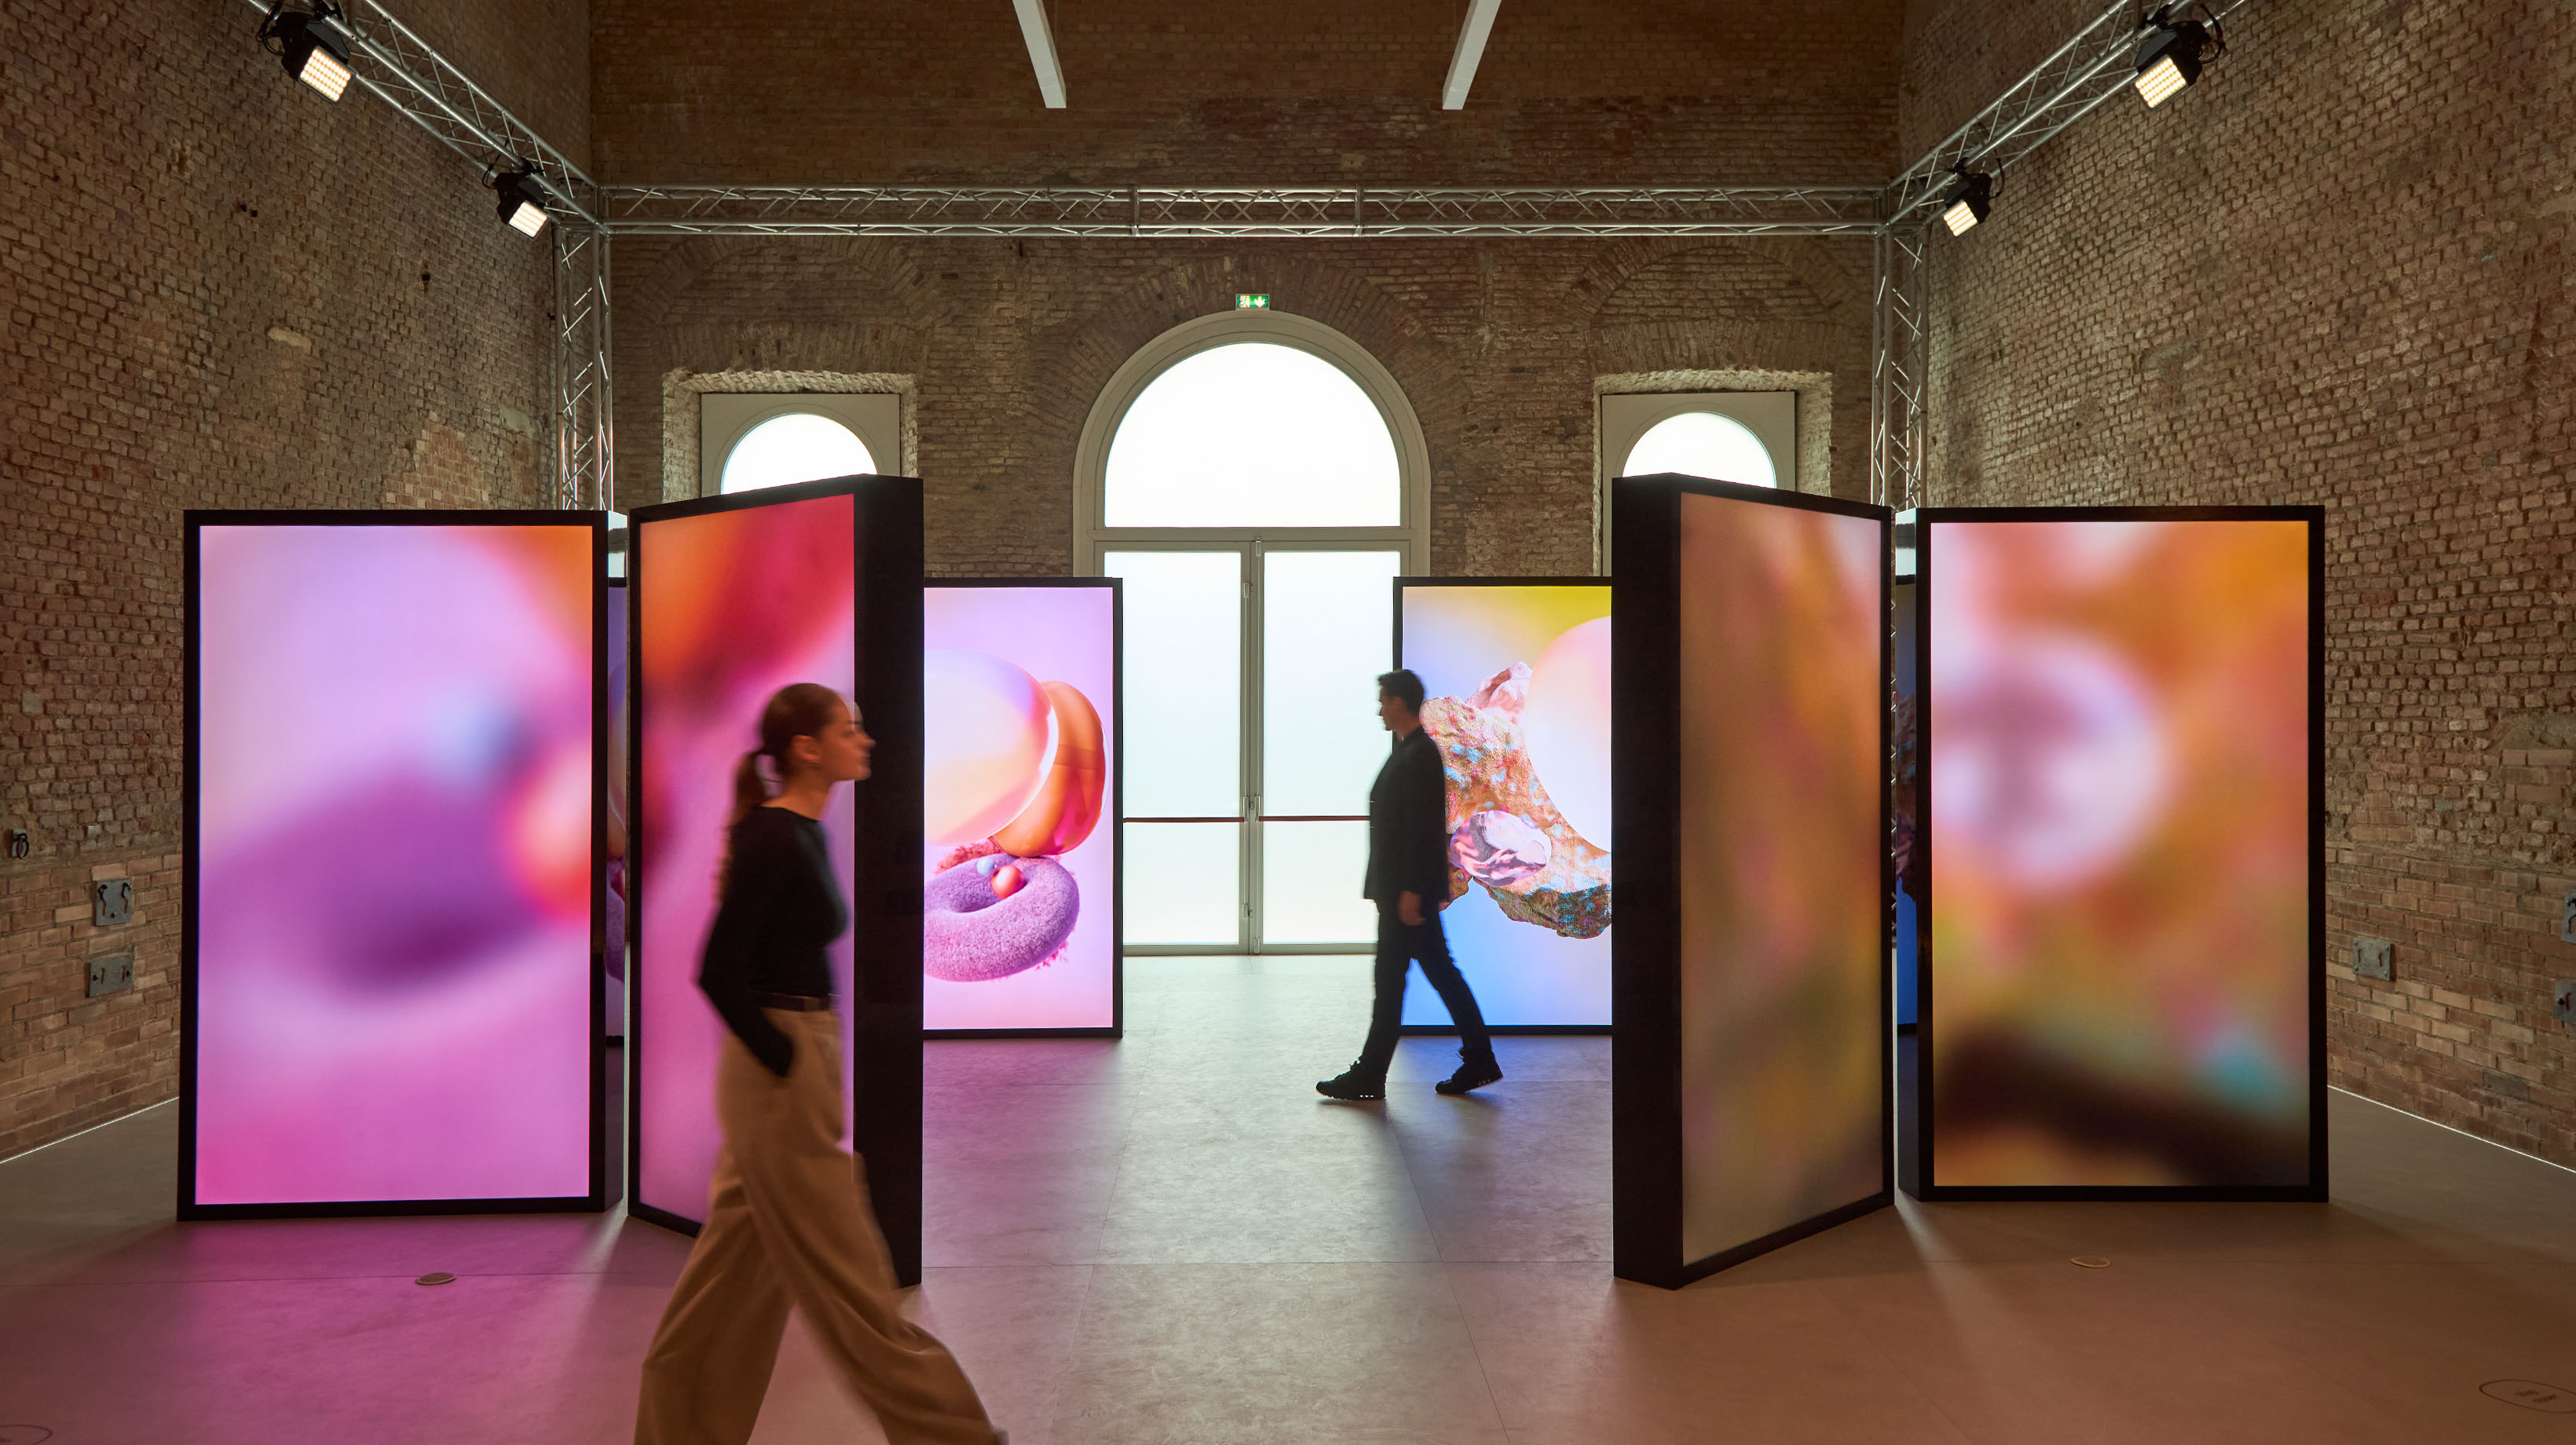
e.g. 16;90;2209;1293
637;683;1003;1445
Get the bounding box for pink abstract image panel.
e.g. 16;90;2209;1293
192;523;596;1205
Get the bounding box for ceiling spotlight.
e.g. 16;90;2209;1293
258;2;353;103
2134;5;2223;108
1940;169;1992;237
492;167;551;236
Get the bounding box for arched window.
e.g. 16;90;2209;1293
1620;411;1776;488
1078;310;1429;955
697;392;903;496
720;412;876;493
1103;342;1402;527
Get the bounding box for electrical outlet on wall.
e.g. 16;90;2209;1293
2353;937;2393;981
92;878;131;927
2556;981;2576;1026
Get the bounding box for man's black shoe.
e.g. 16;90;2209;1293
1315;1066;1386;1101
1435;1055;1503;1096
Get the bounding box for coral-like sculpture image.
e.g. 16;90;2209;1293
1422;634;1613;940
922;650;1107;982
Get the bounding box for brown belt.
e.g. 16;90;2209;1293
754;991;832;1012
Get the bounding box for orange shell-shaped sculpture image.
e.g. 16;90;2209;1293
990;681;1107;858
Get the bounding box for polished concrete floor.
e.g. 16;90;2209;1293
4;955;2574;1443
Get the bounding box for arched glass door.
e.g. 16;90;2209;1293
1084;316;1429;953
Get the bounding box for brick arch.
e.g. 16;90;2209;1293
1573;238;1877;500
609;237;945;509
1022;252;1466;455
1563;236;1864;330
995;251;1474;572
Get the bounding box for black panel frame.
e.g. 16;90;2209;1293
921;576;1125;1041
179;509;609;1220
1391;574;1616;1037
607;574;629;1045
1610;475;1893;1289
1909;505;2328;1204
625;477;931;1288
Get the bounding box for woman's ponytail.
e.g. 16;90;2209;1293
730;748;774;827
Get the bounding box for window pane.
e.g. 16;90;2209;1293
1262;550;1401;817
1125;821;1241;945
1261;819;1374;945
1622;412;1776;488
1104;342;1402;528
1103;550;1242;817
722;413;876;494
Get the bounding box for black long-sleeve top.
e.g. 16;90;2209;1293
1363;725;1451;905
699;804;847;1077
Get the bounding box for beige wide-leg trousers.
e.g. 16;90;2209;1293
636;1008;998;1445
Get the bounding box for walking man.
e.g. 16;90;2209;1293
1317;669;1504;1100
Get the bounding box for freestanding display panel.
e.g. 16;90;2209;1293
1394;580;1612;1030
181;511;606;1219
628;477;928;1284
1914;507;2325;1200
1612;476;1891;1288
923;580;1122;1037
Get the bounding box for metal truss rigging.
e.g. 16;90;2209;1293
1868;0;2259;507
598;185;1883;239
1883;0;2256;223
240;0;611;508
241;0;2255;512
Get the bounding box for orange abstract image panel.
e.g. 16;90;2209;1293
1676;493;1887;1260
1927;518;2313;1189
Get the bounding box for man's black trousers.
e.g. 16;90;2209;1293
1356;901;1493;1079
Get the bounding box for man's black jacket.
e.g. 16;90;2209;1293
1363;725;1450;905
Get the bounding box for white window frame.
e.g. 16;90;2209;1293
700;392;902;496
1077;310;1429;954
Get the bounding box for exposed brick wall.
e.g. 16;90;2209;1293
606;235;1877;576
1905;0;2576;1161
0;0;582;1158
589;0;1901;185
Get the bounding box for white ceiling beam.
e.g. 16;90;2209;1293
1441;0;1502;111
1012;0;1067;108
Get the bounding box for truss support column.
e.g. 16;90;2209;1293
551;217;613;511
1869;222;1930;514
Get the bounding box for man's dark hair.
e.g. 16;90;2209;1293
1377;668;1425;714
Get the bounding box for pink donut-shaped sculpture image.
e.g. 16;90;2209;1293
924;852;1080;982
923;653;1107;982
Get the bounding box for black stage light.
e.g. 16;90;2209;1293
493;167;551;236
258;2;353;103
1940;168;1992;237
2134;4;2224;108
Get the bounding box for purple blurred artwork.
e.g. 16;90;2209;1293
190;522;597;1206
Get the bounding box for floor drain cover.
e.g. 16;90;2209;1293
2069;1256;2111;1269
415;1272;458;1286
2482;1381;2576;1414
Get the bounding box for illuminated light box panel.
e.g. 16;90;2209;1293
1611;476;1893;1288
1915;507;2325;1202
1395;579;1613;1030
924;580;1122;1037
181;512;607;1219
628;477;928;1284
